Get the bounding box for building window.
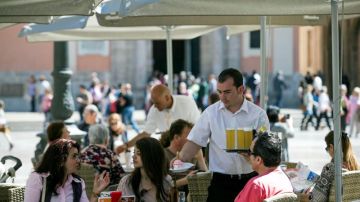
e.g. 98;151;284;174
78;41;109;56
250;31;260;49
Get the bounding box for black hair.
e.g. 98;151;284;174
266;106;280;123
218;68;244;88
36;139;80;196
253;132;281;167
47;121;66;142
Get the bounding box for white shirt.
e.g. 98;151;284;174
143;95;200;134
25;172;88;202
187;99;270;175
318;92;331;112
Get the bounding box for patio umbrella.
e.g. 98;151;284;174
0;0;102;16
19;16;219;41
18;14;220;93
0;16;53;24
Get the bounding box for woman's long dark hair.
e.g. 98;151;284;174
36;139;80;196
130;137;168;201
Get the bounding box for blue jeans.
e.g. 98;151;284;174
122;106;140;133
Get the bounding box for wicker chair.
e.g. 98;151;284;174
0;183;25;202
187;171;212;202
328;170;360;202
77;163;97;198
263;192;298;202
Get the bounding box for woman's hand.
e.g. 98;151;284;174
93;171;110;195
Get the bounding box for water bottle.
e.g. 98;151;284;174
178;191;186;202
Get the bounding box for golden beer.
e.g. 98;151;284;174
244;129;253;150
226;129;236;150
236;128;253;150
237;129;245;149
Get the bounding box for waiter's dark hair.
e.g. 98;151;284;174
218;68;244;88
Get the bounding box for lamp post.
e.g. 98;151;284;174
51;42;86;145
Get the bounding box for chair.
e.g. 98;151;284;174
329;170;360;202
0;183;25;202
263;192;298;202
8;186;25;202
187;171;212;202
77;163;97;198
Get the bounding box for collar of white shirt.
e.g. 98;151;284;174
217;99;250;114
167;95;177;113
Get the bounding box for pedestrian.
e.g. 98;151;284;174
76;85;93;121
176;68;270;202
315;86;332;130
27;75;37;112
273;71;287;107
119;83;140;133
0;100;14;150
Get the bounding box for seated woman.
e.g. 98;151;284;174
308;131;359;202
47;121;70;144
107;113;128;152
33;121;71;167
117;137;173;201
25;139;110;202
159;119;207;189
80;124;125;186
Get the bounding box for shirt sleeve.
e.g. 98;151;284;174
187;110;211;147
143;106;158;134
24;172;42;202
311;163;334;202
256;110;270;131
117;175;134;196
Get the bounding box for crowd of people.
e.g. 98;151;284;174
18;68;360;202
298;71;360;138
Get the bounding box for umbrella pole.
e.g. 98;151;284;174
260;16;267;109
166;26;174;94
331;1;342;201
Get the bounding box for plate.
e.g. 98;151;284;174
170;162;194;173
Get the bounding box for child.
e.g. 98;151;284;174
0;100;14;150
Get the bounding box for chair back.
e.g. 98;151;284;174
329;170;360;202
187;171;212;202
77;163;97;198
0;183;24;202
263;192;298;202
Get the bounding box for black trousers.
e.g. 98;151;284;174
207;171;258;202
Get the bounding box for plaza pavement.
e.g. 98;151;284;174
1;109;360;185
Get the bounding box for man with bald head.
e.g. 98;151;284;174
115;84;200;153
